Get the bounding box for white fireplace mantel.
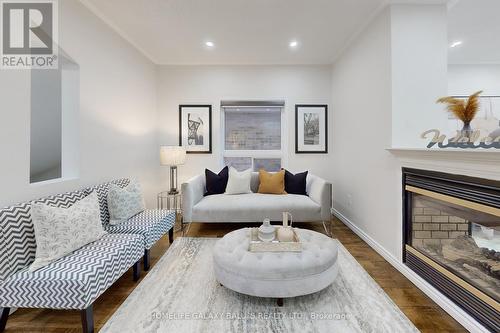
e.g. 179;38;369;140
387;148;500;181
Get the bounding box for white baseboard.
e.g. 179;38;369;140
331;208;488;333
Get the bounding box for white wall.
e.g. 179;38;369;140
157;65;333;185
332;6;492;331
331;8;403;257
30;68;62;183
332;3;449;259
448;64;500;95
391;4;448;148
0;0;161;207
446;65;500;136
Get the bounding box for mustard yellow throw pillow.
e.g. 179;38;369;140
258;169;286;194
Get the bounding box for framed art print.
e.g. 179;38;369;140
295;104;328;154
179;105;212;154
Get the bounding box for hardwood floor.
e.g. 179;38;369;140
4;218;467;332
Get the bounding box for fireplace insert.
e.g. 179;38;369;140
402;168;500;332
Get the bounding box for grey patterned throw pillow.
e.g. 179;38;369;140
107;181;145;225
30;191;106;271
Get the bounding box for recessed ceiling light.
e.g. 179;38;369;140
205;41;215;48
289;40;298;48
450;40;463;48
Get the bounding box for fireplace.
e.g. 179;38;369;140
402;168;500;331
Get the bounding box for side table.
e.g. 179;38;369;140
157;192;187;235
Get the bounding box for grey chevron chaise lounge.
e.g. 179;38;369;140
87;179;176;271
0;179;175;333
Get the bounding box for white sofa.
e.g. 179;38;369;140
181;172;332;224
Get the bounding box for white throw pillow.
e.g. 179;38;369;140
107;181;146;225
30;191;107;271
225;167;252;195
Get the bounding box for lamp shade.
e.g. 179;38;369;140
160;146;186;166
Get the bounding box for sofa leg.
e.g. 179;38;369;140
322;221;332;237
144;249;150;271
168;228;174;244
133;261;140;281
0;307;10;332
81;305;94;333
277;298;284;307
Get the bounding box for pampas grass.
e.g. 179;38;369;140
437;90;483;123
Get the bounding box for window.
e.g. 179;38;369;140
222;101;285;171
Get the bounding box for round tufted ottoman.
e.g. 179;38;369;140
213;228;338;305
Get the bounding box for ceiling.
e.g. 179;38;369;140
81;0;496;66
80;0;386;65
448;0;500;64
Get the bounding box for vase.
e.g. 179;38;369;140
258;218;275;242
277;226;295;242
461;122;473;140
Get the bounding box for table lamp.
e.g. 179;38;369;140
160;146;186;194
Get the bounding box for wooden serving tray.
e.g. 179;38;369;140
248;228;302;252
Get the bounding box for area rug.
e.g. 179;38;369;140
100;237;419;333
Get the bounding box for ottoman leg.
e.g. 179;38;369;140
277;298;284;307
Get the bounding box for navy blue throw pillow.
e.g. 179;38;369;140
284;170;308;195
205;166;229;196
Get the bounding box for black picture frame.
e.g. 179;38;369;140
179;104;212;154
295;104;328;154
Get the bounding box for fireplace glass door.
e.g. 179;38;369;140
410;191;500;302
